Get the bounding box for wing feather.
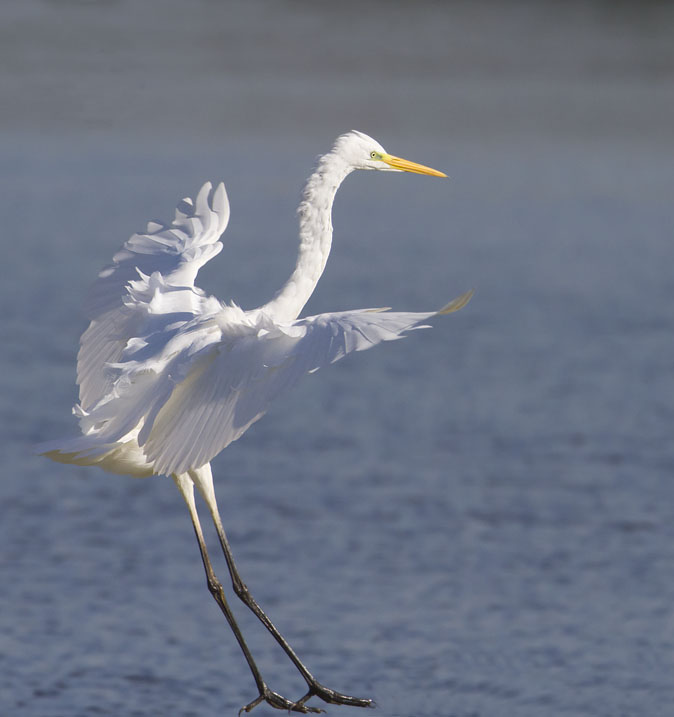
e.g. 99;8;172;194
59;290;471;476
142;296;472;475
77;182;230;410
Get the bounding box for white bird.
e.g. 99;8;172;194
39;130;472;714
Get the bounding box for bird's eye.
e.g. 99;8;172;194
370;151;379;160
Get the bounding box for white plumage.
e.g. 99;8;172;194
40;131;471;714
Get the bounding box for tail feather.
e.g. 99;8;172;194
38;436;155;478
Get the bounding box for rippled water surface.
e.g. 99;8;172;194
2;2;674;716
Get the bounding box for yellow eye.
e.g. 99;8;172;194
370;151;380;160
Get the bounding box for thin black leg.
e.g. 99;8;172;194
174;473;324;714
207;503;373;710
189;522;324;715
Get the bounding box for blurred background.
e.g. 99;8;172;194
2;1;673;716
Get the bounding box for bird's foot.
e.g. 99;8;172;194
296;682;374;709
238;682;373;714
238;686;325;715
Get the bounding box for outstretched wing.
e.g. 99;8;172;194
142;290;473;475
77;182;230;411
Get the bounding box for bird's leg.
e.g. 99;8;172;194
173;473;323;714
213;516;372;709
189;469;373;711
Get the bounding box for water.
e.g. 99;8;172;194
2;1;674;716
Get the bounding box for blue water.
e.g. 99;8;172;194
2;2;674;716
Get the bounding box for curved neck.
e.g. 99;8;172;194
260;150;353;322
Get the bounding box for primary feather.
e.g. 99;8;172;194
77;182;229;410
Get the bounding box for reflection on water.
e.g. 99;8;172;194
2;1;674;716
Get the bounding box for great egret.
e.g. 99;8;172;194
40;130;472;713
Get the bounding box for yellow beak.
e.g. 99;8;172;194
381;153;447;178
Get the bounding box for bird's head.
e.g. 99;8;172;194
333;130;447;177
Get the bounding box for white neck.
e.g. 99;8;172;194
260;149;353;322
